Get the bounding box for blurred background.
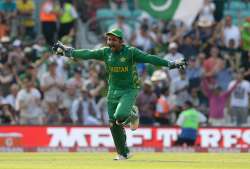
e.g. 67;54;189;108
0;0;250;151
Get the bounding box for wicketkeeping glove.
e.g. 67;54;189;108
52;41;74;56
169;58;188;70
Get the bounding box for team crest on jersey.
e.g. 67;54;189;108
120;57;126;62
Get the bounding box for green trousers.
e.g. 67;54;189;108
107;88;139;156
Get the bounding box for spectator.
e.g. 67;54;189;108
241;18;250;63
25;64;41;88
203;47;223;79
40;61;65;124
178;35;198;60
196;18;213;48
0;0;17;37
131;24;154;52
58;0;78;40
109;15;132;43
0;100;17;124
0;38;11;63
163;23;184;44
4;83;19;110
35;48;51;80
164;42;185;82
188;87;201;109
222;38;241;72
201;77;240;126
61;28;75;46
198;0;216;25
242;51;250;82
149;23;164;54
61;83;77;111
136;12;151;30
7;40;27;73
51;53;69;80
175;101;207;146
228;70;250;126
0;63;15;96
136;80;157;125
151;70;169;98
170;70;190;111
0;13;9;39
16;75;44;125
154;87;171;125
32;36;48;58
185;57;202;88
85;70;106;102
59;105;73;124
40;0;60;45
221;15;241;48
215;58;233;91
196;52;207;69
164;42;184;61
241;17;250;50
71;85;102;125
67;68;85;97
16;0;35;39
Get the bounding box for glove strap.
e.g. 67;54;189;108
65;47;74;57
169;61;176;69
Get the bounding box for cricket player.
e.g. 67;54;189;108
52;28;186;160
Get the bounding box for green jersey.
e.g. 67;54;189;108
69;45;171;90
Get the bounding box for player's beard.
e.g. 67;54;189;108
108;43;116;51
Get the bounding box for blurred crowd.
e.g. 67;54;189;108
0;0;250;127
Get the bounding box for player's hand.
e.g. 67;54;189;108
52;41;74;56
52;41;65;55
169;58;187;70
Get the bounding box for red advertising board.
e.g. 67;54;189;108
0;126;249;151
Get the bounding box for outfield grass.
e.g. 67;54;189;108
0;152;249;169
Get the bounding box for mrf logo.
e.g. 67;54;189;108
47;127;250;148
47;127;152;147
47;128;112;147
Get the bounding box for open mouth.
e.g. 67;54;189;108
108;44;115;50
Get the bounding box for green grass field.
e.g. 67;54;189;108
0;152;249;169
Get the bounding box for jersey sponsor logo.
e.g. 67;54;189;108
110;66;129;72
120;57;126;62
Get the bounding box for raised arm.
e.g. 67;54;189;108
133;47;171;67
223;80;240;97
52;41;105;61
132;47;186;69
70;49;105;60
